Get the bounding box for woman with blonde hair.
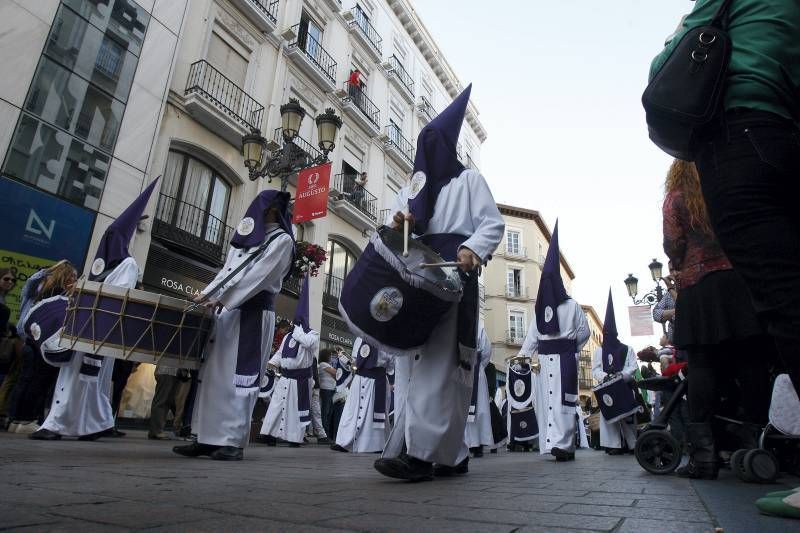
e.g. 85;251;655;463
663;160;773;479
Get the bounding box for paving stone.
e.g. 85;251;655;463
47;501;227;529
556;503;713;523
144;516;356;532
316;513;517;532
616;518;718;533
200;500;362;523
0;503;62;529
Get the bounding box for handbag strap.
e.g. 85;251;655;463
709;0;734;29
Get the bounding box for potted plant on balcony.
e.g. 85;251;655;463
291;241;327;279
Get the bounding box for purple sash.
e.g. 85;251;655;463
233;291;275;393
282;366;312;423
358;367;387;426
539;338;579;407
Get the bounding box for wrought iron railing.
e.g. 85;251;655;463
344;82;380;129
288;24;337;86
350;5;382;56
332;173;378;222
378;208;391;226
506;286;529;299
95;39;123;79
506;329;525;345
282;276;301;295
466;154;479;171
272;127;321;165
456;142;463;162
249;0;279;24
152;193;233;266
385;123;413;166
505;245;527;258
387;55;413;94
323;273;344;310
185;60;264;131
418;96;436;122
579;349;594;389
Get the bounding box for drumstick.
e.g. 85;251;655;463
403;218;409;257
419;261;464;269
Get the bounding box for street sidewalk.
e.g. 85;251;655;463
0;431;797;532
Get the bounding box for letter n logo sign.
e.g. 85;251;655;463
25;209;55;240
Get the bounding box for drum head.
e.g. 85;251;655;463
377;226;462;295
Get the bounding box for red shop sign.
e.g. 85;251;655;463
293;162;331;223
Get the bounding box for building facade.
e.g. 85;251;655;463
481;204;577;384
580;304;603;406
0;0;487;417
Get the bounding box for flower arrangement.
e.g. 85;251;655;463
292;241;327;279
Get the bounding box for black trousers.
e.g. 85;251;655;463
111;360;134;416
10;343;59;422
696;110;800;393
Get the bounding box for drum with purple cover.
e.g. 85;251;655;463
59;280;211;369
339;225;462;354
592;374;640;424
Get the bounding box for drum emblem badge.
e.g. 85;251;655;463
288;338;297;348
603;394;614;407
360;344;371;357
408;172;426;199
519;421;528;429
30;323;41;341
606;353;614;367
544;306;554;323
91;258;106;277
370;287;403;322
513;379;526;397
237;217;255;236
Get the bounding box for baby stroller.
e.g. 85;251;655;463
634;371;800;482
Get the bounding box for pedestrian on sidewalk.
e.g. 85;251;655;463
317;348;336;438
308;355;329;444
148;363;191;440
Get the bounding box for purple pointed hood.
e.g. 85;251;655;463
601;288;628;372
231;190;294;249
535;220;569;335
90;177;159;280
408;84;470;235
294;274;310;333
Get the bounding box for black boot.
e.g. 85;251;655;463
677;423;718;480
470;446;484;458
374;452;434;481
210;446;243;461
172;442;218;457
255;434;277;446
433;457;469;477
29;428;61;441
551;447;575;462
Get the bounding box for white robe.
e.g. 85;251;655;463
465;328;495;449
261;326;318;443
592;345;638;449
383;169;505;466
335;339;394;453
519;299;590;454
40;257;139;436
193;226;293;449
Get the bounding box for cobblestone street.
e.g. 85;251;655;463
1;431;797;532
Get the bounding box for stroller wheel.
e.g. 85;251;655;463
743;449;779;484
635;430;681;475
731;449;753;482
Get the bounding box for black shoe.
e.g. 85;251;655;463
507;444;517;452
255;434;277;446
77;430;106;441
288;442;301;448
29;428;61;441
677;423;719;480
374;453;433;482
470;446;484;458
177;427;192;438
676;460;718;480
173;442;218;457
433;457;469;477
606;448;625;456
210;446;243;461
317;437;331;445
110;428;126;438
551;447;575;462
330;444;348;453
490;448;498;454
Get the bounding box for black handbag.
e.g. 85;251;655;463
642;0;734;161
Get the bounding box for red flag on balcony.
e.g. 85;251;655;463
293;162;332;223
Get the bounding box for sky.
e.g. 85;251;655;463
412;0;694;349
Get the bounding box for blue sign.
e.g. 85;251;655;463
0;177;96;270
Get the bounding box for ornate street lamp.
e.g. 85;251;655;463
624;259;665;306
648;258;664;282
242;98;343;191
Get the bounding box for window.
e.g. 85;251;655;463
506;229;521;255
539;241;545;263
509;311;525;341
1;0;149;210
299;12;323;59
507;268;522;297
324;239;358;308
207;30;248;88
153;150;232;263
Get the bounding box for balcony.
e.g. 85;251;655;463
321;0;341;10
456;143;464;163
384;123;413;172
506;329;525;346
384;55;414;103
285;24;337;92
506;286;530;300
152;193;233;267
378;208;391;227
416;96;436;124
323;273;344;310
282;276;301;295
184;60;265;146
269;127;322;188
329;173;378;231
505;245;527;259
339;82;381;136
228;0;278;33
344;5;382;63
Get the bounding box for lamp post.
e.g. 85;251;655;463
623;258;665;306
242;98;343;191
